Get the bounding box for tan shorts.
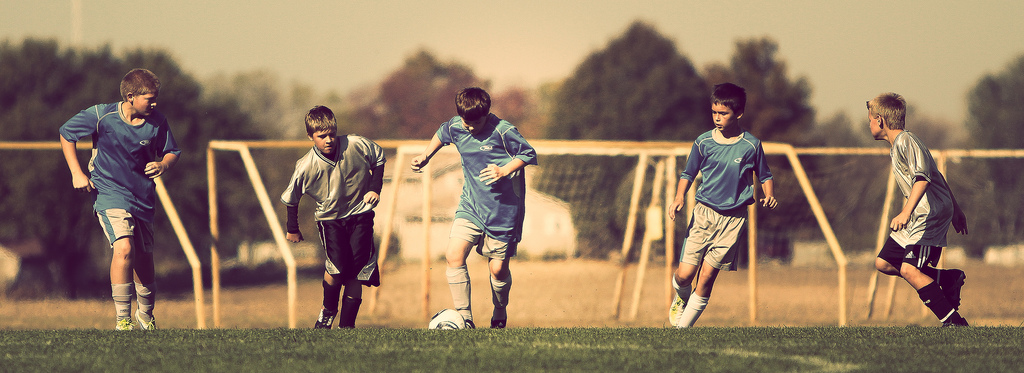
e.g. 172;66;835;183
96;209;154;252
450;218;516;260
679;203;746;271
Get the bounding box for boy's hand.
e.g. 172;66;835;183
363;191;380;207
72;172;94;193
145;161;167;178
479;164;507;185
760;195;777;210
668;199;685;221
410;155;429;173
952;208;969;235
890;211;912;232
287;232;303;243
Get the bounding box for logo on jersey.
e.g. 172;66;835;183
733;157;742;163
140;140;150;146
480;145;493;151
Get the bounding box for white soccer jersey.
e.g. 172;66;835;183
281;135;386;221
889;131;955;247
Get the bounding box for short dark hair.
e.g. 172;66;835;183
305;105;337;137
711;83;746;114
456;87;490;121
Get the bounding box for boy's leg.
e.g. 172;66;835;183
315;272;342;329
898;246;968;326
446;238;475;323
132;224;157;329
487;257;511;328
677;261;720;328
669;263;698;327
110;237;135;328
337;278;363;328
918;263;966;310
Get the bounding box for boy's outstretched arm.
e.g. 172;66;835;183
760;179;777;209
60;135;93;193
892;177;928;232
668;178;692;221
410;134;443;172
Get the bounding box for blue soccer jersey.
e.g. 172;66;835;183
436;114;538;243
59;103;180;223
681;129;772;212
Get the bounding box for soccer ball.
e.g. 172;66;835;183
428;308;466;330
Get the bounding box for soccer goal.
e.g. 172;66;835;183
206;139;853;327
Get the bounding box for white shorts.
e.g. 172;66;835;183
679;203;746;271
449;218;516;260
97;209;154;252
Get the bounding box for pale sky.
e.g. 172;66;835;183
2;0;1022;125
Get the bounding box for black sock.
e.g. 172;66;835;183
338;296;361;328
917;282;960;322
322;280;342;312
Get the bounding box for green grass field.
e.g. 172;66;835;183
2;327;1023;372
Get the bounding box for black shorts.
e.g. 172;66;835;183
317;211;380;287
877;237;942;270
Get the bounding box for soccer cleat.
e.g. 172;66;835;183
313;309;337;329
940;269;966;310
115;318;135;331
942;315;970;328
669;294;687;327
490;319;507;329
464;319;476;329
135;310;158;330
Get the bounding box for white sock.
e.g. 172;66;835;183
446;265;472;321
111;283;133;320
490;273;511;321
134;282;155;320
678;293;709;328
672;277;692;299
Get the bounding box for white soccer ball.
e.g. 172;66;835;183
428;308;466;330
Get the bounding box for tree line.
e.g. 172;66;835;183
2;21;1022;298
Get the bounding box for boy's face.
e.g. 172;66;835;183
461;114;488;135
309;129;337;155
711;103;742;131
868;109;885;140
129;92;158;117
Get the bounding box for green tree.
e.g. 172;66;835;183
538;22;708;257
961;53;1024;249
0;38;256;298
546;21;707;141
350;50;485;139
703;37;815;144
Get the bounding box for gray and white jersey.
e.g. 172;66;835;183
281;135;386;221
889;131;954;247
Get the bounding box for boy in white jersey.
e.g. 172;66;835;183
411;87;537;328
668;83;777;328
59;68;180;330
868;93;969;327
281;106;386;329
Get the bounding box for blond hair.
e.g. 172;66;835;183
120;68;160;101
867;92;907;130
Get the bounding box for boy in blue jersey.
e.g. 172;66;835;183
59;68;180;330
411;87;537;329
868;93;969;327
668;83;776;328
281;106;385;329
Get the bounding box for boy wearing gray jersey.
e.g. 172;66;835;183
868;93;969;327
281;106;386;329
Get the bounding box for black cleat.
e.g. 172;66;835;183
490;319;507;329
940;269;966;310
314;309;337;329
464;319;476;329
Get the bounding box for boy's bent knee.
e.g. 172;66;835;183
875;257;900;276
